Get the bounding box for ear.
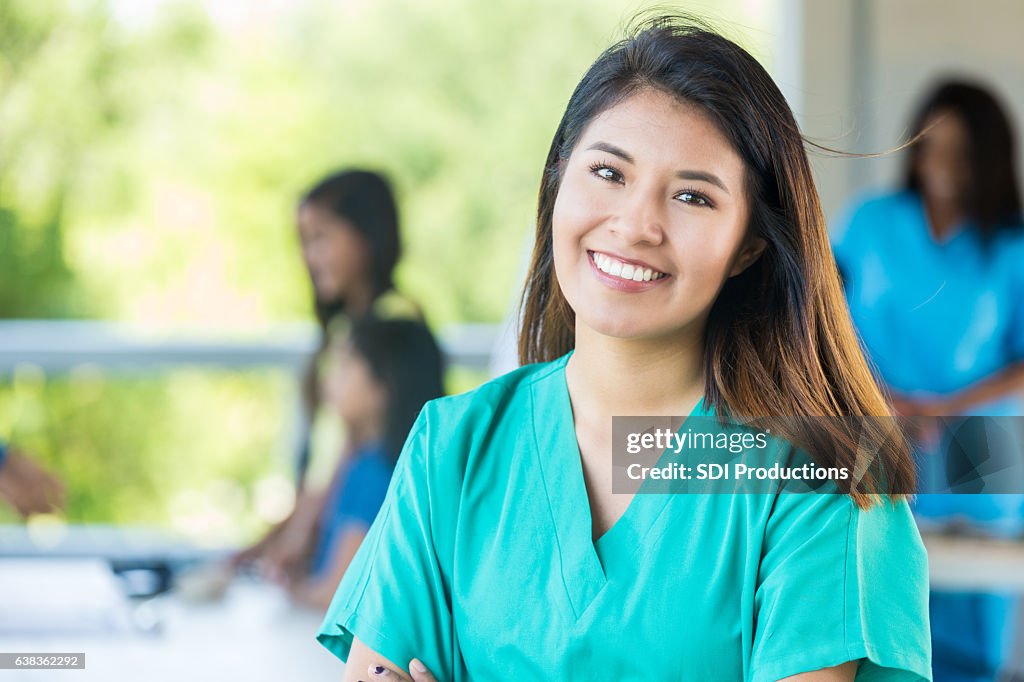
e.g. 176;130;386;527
728;236;767;277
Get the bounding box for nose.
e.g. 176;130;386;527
609;182;666;246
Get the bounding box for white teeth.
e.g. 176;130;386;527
591;251;666;282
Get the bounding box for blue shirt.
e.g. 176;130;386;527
832;190;1024;416
310;441;394;577
832;189;1024;676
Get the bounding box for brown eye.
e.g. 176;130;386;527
675;189;713;208
588;161;624;184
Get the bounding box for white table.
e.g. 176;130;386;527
0;574;342;682
923;532;1024;592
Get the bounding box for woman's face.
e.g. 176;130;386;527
916;109;970;206
297;202;371;303
552;87;763;343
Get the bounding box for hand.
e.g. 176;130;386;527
889;394;948;450
0;449;66;518
365;658;438;682
260;513;317;585
889;394;954;418
229;488;323;580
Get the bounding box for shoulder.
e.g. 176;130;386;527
403;355;566;477
348;444;394;481
836;188;916;234
768;481;926;566
370;288;424;321
992;224;1024;272
419;356;563;433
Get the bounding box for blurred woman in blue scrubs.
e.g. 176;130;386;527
833;80;1024;681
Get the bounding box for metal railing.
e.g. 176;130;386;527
0;320;500;375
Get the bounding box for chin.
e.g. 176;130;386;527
578;311;661;340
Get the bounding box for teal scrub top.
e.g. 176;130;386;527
317;350;932;681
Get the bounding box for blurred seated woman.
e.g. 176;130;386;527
232;169;422;572
266;317;445;610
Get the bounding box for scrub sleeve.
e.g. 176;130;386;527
750;484;932;681
316;404;457;680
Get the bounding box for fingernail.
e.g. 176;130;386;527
411;659;427;673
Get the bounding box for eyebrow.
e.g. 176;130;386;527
584;141;731;195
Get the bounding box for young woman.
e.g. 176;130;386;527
318;15;931;681
285;317;446;611
295;169;424;486
833;80;1024;681
231;169;421;571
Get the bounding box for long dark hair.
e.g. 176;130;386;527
348;317;446;464
517;12;914;509
903;79;1023;237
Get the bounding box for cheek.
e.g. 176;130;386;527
552;173;605;237
551;179;607;273
672;218;750;289
324;232;367;277
323;371;345;409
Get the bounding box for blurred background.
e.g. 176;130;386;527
0;0;1022;680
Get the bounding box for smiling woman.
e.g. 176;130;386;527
316;12;931;682
551;91;761;342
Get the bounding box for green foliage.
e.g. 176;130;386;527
0;0;770;537
0;368;294;543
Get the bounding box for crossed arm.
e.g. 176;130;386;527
339;636;859;682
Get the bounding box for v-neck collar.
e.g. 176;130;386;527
528;349;707;620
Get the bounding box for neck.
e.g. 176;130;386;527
924;195;964;242
344;279;377;318
566;323;705;418
345;418;384;450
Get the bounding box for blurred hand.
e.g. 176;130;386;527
890;394;948;450
228;513;290;572
890;395;953;418
0;449;66;518
260;518;315;584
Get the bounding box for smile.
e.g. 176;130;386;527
588;250;668;282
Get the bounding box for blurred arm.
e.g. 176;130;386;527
289;524;366;611
0;447;66;518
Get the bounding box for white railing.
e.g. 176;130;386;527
0;320;500;374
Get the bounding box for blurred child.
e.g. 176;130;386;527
261;317;445;610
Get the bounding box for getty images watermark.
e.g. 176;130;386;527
612;415;1024;495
